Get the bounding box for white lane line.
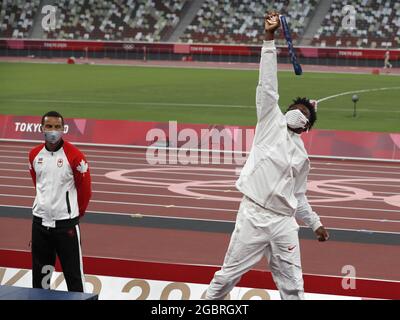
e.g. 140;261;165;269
5;145;400;168
0;158;235;170
0;184;226;201
1;144;400;168
103;170;236;178
319;215;400;223
0;184;34;189
0;176;30;180
1;171;400;197
1;161;399;181
0;183;391;203
310;167;400;175
0;169;193;181
0;181;397;200
1;145;229;158
1;170;400;190
2;91;400;113
325;181;400;188
96;181;240;193
87;161;400;175
1;141;399;164
0;168;30;173
0;146;279;163
2;175;398;194
313;204;400;213
2;149;400;171
2;160;400;184
310;161;400;170
2;149;399;172
5;156;400;177
0;204;237;224
317;87;400;103
0;194;237;213
85;199;238;212
308;173;400;179
0;154;245;169
321;188;397;195
0;154;236;163
0;177;238;192
1;193;399;215
99;175;191;182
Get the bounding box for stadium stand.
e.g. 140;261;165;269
178;0;318;45
0;0;398;48
312;0;400;48
0;0;40;38
43;0;189;41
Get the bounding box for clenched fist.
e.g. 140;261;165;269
265;11;280;33
315;226;330;242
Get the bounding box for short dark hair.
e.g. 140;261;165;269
41;111;64;126
287;97;317;130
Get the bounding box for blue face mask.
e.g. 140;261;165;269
44;130;63;144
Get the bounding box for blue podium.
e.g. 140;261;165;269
0;285;98;300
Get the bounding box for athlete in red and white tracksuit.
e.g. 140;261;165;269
206;12;328;300
29;138;91;292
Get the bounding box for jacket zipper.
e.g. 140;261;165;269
66;191;71;215
264;138;296;207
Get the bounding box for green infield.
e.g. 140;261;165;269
0;62;399;132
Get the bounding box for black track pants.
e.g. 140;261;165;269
31;219;85;292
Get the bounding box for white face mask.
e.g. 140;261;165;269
285;109;309;130
44;130;63;144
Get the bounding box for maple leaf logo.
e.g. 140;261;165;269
76;159;88;174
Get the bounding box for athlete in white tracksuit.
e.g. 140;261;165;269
206;11;329;300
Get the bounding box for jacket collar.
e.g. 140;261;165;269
45;139;64;153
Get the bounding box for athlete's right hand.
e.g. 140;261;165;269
265;11;280;33
315;226;329;242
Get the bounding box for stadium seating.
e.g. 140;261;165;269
0;0;40;38
179;0;318;45
43;0;189;41
0;0;398;48
312;0;400;48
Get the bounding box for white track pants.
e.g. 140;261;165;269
206;196;304;300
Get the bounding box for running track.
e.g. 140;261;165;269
0;140;400;284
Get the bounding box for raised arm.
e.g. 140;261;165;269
256;11;281;122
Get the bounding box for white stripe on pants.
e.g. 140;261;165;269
206;197;304;300
75;225;86;293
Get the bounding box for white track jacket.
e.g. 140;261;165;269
236;40;322;231
29;140;92;227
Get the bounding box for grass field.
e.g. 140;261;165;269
0;62;399;132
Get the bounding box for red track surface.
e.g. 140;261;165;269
0;140;400;284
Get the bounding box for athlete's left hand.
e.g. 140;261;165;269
315;226;329;242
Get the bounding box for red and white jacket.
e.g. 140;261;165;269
29;140;92;227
